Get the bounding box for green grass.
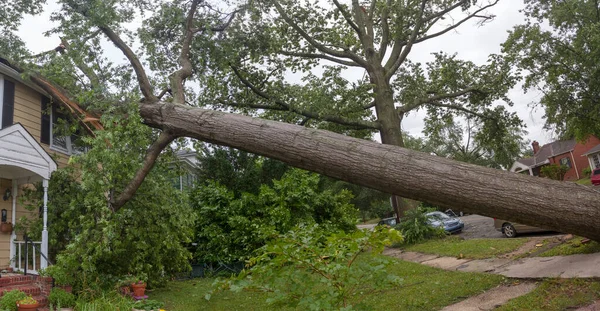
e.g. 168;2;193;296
361;218;381;224
401;236;528;259
150;257;505;311
575;178;592;185
539;237;600;257
496;279;600;311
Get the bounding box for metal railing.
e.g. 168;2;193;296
13;236;51;275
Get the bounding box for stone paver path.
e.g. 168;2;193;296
441;282;537;311
383;249;600;278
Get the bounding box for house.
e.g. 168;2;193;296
510;136;600;181
0;57;100;272
582;143;600;171
173;150;198;191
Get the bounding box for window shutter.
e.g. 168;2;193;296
2;79;15;128
40;96;51;144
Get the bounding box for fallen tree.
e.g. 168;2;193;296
8;0;600;241
140;101;600;241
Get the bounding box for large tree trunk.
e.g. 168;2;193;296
141;102;600;241
371;69;410;221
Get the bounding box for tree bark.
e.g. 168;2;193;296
140;102;600;241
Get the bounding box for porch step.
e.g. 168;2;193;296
0;274;52;308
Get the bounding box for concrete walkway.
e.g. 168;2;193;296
383;248;600;278
440;282;537;311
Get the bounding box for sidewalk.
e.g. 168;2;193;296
383;248;600;278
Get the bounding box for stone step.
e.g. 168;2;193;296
0;274;37;287
0;284;42;297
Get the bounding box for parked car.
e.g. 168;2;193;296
591;168;600;186
426;211;464;233
377;217;398;227
493;218;548;238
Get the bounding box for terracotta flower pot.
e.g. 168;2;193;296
131;283;147;297
0;222;12;233
17;301;39;311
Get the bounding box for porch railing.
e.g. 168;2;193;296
13;239;43;275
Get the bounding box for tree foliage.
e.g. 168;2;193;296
192;169;359;263
195;144;289;197
214;224;403;310
503;0;600;140
29;106;195;290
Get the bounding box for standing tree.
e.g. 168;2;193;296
192;0;524;217
1;1;600;241
503;0;600;140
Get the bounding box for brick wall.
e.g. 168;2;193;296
549;136;600;181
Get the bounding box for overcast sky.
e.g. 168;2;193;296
17;0;553;150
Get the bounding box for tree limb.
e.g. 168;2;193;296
279;50;360;67
111;131;178;210
170;0;201;104
384;0;427;80
231;66;380;130
271;0;368;67
331;0;362;37
410;0;499;45
99;25;157;102
378;0;393;62
401;87;485;112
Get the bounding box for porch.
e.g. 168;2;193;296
0;124;57;273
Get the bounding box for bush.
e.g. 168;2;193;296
74;294;134;311
540;164;569;180
396;207;446;244
0;290;27;311
48;288;76;308
192;169;359;264
583;167;592;178
215;224;403;310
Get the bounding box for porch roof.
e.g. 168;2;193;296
0;123;57;181
582;144;600;157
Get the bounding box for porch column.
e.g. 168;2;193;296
41;179;48;269
9;180;17;269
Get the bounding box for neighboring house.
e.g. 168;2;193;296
173;150;198;191
510;136;600;181
582;144;600;171
0;58;98;272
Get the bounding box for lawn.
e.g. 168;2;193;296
150;257;505;310
539;236;600;257
400;236;528;259
496;279;600;311
575;178;592;185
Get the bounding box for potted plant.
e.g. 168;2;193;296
16;296;39;311
0;222;13;233
131;278;147;297
0;290;26;311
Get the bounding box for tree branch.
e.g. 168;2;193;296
331;0;362;37
378;0;393;62
170;0;201;104
384;0;427;80
231;66;380;130
401;87;484;113
99;25;157;102
423;1;469;22
426;102;490;120
279;50;360;67
271;0;368;67
111;131;178;210
411;1;499;45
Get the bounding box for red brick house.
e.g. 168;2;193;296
510;136;600;181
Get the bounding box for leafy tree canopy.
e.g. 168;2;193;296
503;0;600;140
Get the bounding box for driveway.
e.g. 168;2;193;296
458;215;504;239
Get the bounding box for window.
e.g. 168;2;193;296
41;98;88;155
592;154;600;169
559;157;572;169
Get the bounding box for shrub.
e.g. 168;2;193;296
74;294;134;311
48;288;76;308
540;164;569;180
132;299;165;311
396;208;446;244
583;167;592;178
0;290;27;311
214;224;403;310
